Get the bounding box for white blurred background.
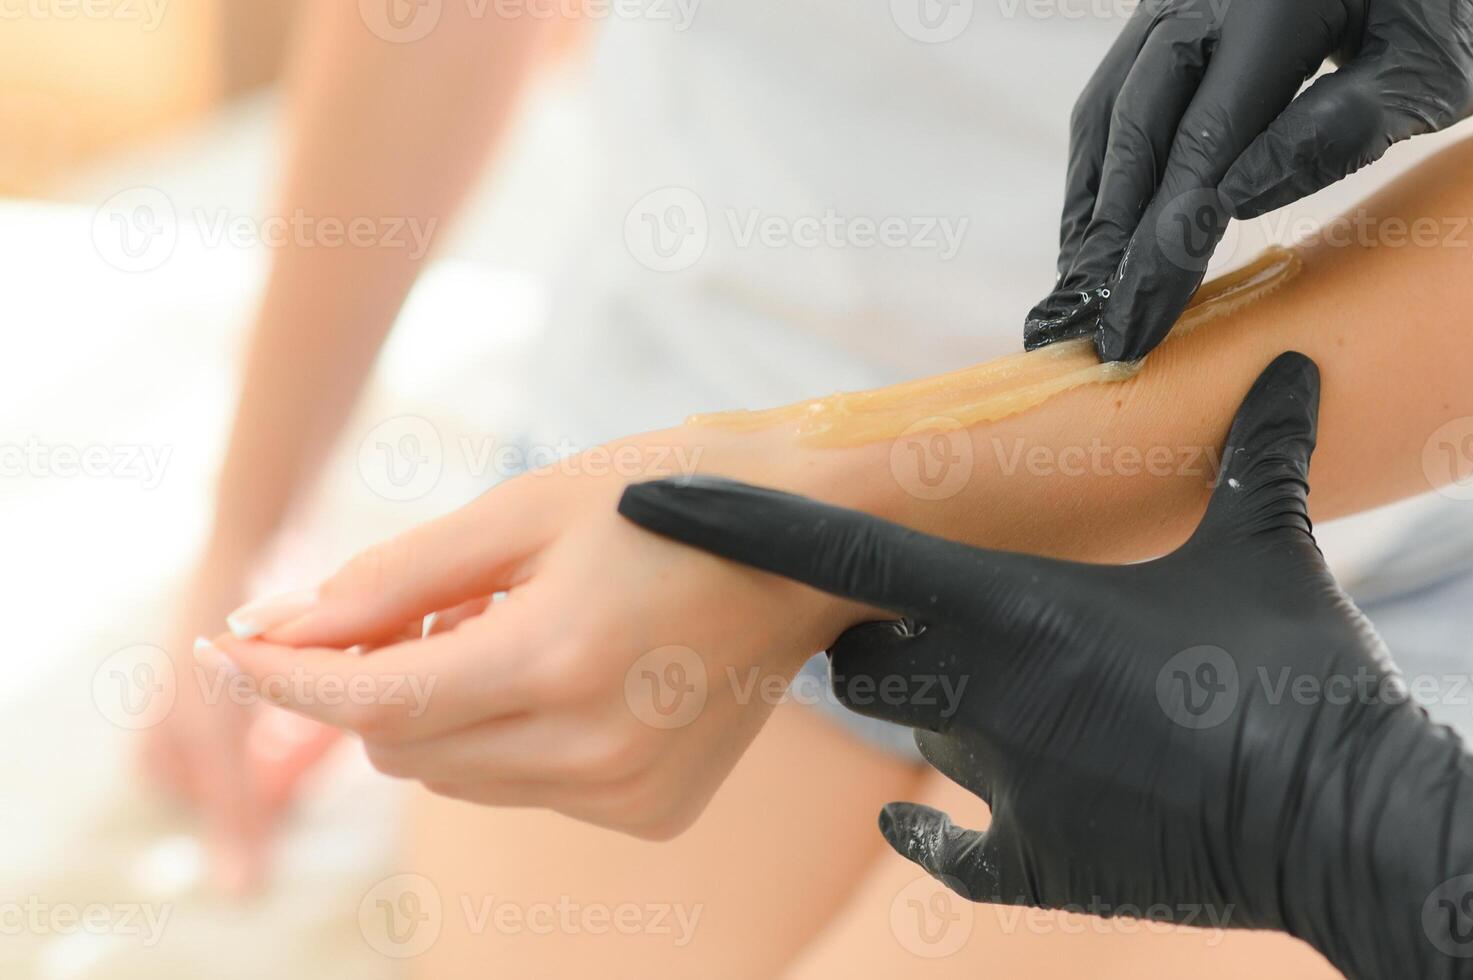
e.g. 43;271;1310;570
1;7;590;974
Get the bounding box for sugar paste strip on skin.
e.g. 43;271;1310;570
689;247;1303;448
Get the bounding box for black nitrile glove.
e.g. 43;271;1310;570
1026;0;1473;363
620;353;1473;980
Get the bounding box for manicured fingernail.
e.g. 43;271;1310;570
226;589;318;639
193;636;238;676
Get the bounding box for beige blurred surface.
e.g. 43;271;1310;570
0;61;582;968
0;0;217;194
0;197;560;976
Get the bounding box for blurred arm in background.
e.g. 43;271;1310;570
143;0;567;894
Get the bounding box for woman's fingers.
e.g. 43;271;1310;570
179;665;270;894
138;723;193;807
362;708;655;785
250;711;346;816
203;596;545;742
424;595;495;636
417;774;680;839
241;482;548;649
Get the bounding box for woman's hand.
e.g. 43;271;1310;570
140;548;341;894
196;428;873;839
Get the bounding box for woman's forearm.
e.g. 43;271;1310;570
210;2;555;551
751;136;1473;574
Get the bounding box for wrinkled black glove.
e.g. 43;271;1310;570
1025;0;1473;363
620;353;1473;980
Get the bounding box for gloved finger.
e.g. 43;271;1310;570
1097;11;1341;362
1049;4;1160;283
618;475;1071;624
827;621;970;732
914;727;998;806
1027;16;1212;349
1219;59;1416;220
878;802;1033;906
1189;351;1320;544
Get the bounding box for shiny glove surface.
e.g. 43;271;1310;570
1026;0;1473;363
620;353;1473;979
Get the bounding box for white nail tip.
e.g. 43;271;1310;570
225;589;318;639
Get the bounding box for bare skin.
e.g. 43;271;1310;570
204;137;1473;975
149;0;1473;972
140;0;561;891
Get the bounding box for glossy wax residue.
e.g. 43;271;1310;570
688;247;1302;447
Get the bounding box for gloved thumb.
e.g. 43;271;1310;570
1190;352;1320;545
618;475;1073;630
879;802;1031;906
1219;59;1410;220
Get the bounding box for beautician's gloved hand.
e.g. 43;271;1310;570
620;353;1473;980
1025;0;1473;362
